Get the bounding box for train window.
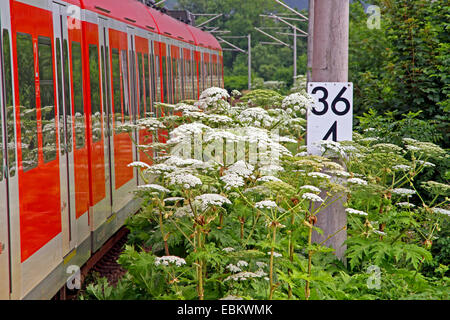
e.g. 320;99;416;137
63;39;72;152
38;36;57;163
143;53;150;117
17;33;38;172
2;29;16;177
171;56;177;103
149;51;156;114
56;38;65;156
89;44;102;143
161;56;168;105
120;50;130;122
137;53;144;119
72;41;85;150
192;57;197;100
154;54;161;107
111;48;122;132
103;46;112;137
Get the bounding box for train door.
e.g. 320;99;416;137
11;0;62;297
98;17;113;223
52;1;76;258
126;27;139;186
182;48;189;101
135;35;152;165
84;14;109;251
0;1;10;298
1;0;19;300
109;28;134;215
67;9;90;246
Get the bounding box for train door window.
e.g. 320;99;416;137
89;44;102;142
149;50;156;114
180;56;184;101
153;52;160;107
161;55;168;105
72;41;85;149
3;29;15;177
56;38;65;155
143;53;150;117
17;33;38;172
192;55;197;100
171;56;177;103
38;36;57;163
137;53;144;119
103;45;112;137
120;50;130;122
111;48;122;132
63;39;72;151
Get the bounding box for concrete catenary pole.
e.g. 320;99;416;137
309;0;349;260
293;27;297;80
248;34;252;90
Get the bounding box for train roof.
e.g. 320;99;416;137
79;0;221;51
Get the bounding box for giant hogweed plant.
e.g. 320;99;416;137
83;87;449;300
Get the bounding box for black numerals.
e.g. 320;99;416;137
323;121;337;142
311;86;350;116
311;86;328;116
331;87;351;116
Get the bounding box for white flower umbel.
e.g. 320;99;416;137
392;188;416;197
226;264;242;273
199;87;230;101
346;208;368;216
416;160;436;168
222;247;235;253
226;160;254;178
267;252;282;258
255;200;278;210
146;163;177;174
392;164;412;172
257;176;282;183
372;230;387;236
194;194;231;208
174;103;201;113
166;172;202;189
432;208;450;216
302;193;324;203
260;165;285;175
137;184;170;193
300;185;321;193
221;173;245;190
163;197;185;203
128;161;151;169
155;256;186;267
397;202;416;208
256;262;268;269
236;260;249;268
347;178;368;186
307;172;331;180
224;271;263;282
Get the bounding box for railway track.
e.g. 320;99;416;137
53;228;130;300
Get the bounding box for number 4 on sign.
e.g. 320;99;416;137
307;82;353;155
323;121;337;142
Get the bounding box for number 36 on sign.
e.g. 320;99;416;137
307;82;353;155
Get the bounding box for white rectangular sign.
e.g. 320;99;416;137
307;82;353;155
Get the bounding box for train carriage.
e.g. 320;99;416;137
0;0;223;300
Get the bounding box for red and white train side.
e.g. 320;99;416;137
0;0;223;300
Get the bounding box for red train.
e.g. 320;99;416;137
0;0;223;299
